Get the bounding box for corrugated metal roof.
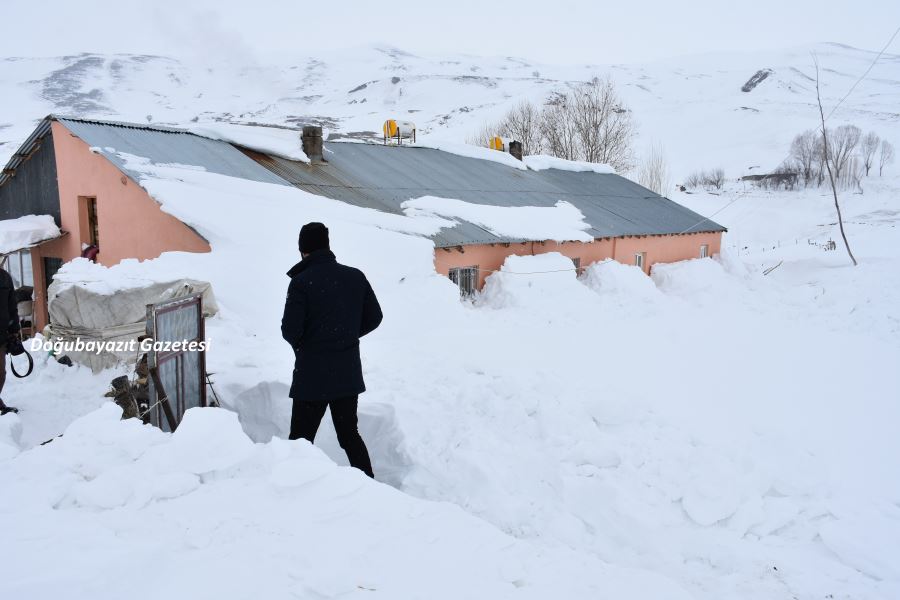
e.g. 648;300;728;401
0;118;52;187
3;116;726;248
55;116;289;187
244;142;727;247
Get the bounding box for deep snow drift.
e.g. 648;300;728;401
1;149;898;598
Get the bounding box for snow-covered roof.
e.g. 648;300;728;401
0;214;61;254
247;141;727;246
2;116;726;248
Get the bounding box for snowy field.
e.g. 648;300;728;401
1;41;899;600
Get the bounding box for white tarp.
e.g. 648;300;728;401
47;278;218;373
0;215;61;255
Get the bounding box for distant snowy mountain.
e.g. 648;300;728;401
2;43;898;177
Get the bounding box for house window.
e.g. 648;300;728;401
634;252;645;270
700;244;709;258
79;196;99;247
448;266;478;297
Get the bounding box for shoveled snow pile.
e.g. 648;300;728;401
188;122;310;162
0;214;60;254
0;404;690;599
402;197;593;242
479;252;594;309
579;258;661;305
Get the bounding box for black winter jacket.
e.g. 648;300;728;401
281;250;383;401
0;268;20;339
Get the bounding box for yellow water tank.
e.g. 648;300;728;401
488;136;506;152
383;119;416;144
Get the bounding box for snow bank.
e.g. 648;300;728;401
0;214;60;254
413;140;617;175
580;259;662;304
413;139;527;170
480;253;593;308
402;197;593;242
188;122;309;162
651;256;744;304
524;154;616;174
0;405;691;599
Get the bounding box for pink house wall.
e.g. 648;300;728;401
30;122;211;329
435;231;722;289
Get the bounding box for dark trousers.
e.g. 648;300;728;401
289;395;374;478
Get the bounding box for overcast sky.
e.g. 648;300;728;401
2;0;898;64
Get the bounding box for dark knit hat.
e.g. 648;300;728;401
299;222;330;254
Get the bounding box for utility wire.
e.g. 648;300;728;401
824;25;900;121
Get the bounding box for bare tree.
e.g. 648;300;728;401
684;168;725;191
814;61;857;266
636;143;671;195
684;171;702;189
828;124;861;180
860;131;880;176
541;98;580;161
501;100;545;156
880;140;895;176
568;77;636;171
466;121;500;148
705;168;726;190
789;129;824;186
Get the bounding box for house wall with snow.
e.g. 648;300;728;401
436;232;722;289
240;141;727;292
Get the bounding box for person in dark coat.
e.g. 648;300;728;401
0;267;21;415
281;222;383;477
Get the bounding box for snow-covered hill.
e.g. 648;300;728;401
2;43;899;177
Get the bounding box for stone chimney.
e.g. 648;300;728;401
508;140;523;161
301;125;324;163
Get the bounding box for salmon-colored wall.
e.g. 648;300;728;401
30;122;211;329
435;232;722;288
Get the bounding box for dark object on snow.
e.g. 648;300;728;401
8;344;33;379
57;355;74;367
106;375;139;420
282;249;382;402
0;397;17;415
291;395;374;477
741;68;773;92
14;286;32;303
0;268;21;340
104;356;150;421
298;222;330;254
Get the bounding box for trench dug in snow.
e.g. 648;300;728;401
229;381;412;489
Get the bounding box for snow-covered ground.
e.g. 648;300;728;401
1;151;898;598
1;41;899;600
